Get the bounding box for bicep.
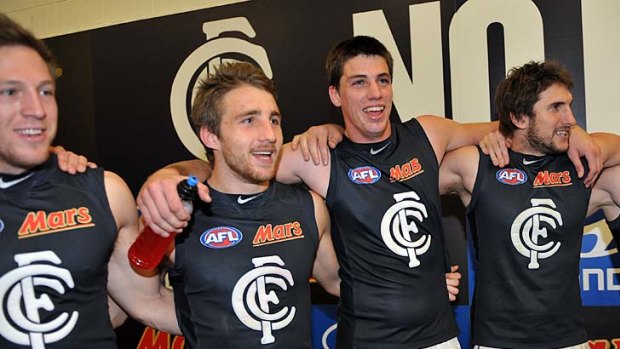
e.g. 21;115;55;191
277;143;330;197
310;192;340;296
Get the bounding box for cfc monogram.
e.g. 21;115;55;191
231;256;296;345
511;198;563;269
0;251;78;348
381;191;431;268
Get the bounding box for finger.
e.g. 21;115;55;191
197;182;211;203
298;136;311;162
137;190;179;234
291;135;300;151
568;149;584;179
308;137;323;165
87;161;98;169
450;265;459;272
139;183;186;233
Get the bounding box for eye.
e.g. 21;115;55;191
270;116;281;126
352;79;366;86
241;117;253;124
40;88;55;97
0;88;16;96
378;77;391;85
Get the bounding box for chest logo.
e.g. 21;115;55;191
511;199;563;269
533;170;572;187
18;208;94;239
348;166;381;184
389;158;423;182
0;251;78;348
253;222;303;247
232;256;295;345
381;191;431;268
200;226;243;249
496;168;527;185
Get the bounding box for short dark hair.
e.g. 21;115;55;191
325;36;393;89
191;61;277;164
496;60;573;137
0;13;58;76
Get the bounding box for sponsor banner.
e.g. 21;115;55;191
581;214;620;306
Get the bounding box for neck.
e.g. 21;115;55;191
208;167;270;195
510;133;544;156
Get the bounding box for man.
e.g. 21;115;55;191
0;14;177;348
163;61;339;348
439;60;620;348
138;37;598;348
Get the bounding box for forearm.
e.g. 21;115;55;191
157;159;211;182
592;132;620;168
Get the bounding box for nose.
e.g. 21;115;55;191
367;81;381;99
564;107;576;126
258;118;278;143
22;90;46;119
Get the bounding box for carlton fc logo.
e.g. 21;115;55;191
232;256;295;345
511;198;562;269
0;251;79;348
200;226;243;249
348;166;381;184
380;191;430;268
496;168;527;185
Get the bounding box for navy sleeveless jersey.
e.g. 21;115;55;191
326;119;458;349
170;182;319;349
469;148;591;348
0;156;118;348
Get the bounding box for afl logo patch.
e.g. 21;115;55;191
496;168;527;185
348;166;381;184
200;226;243;249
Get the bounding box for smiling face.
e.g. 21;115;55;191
201;84;283;191
329;54;393;143
0;45;57;174
516;83;576;155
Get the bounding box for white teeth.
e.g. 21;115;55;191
364;106;384;112
16;128;43;136
253;151;273;156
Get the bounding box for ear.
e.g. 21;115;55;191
328;85;342;107
510;113;529;130
200;126;219;150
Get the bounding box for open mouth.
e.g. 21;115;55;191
252;149;276;162
363;106;385;113
15;128;44;136
554;128;570;137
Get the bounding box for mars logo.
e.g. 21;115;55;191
0;251;78;349
496;168;527;185
511;198;562;269
380;191;430;268
231;256;295;345
348;166;381;184
200;226;243;249
170;17;273;160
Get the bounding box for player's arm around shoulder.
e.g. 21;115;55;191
417;114;498;163
588;165;620;218
591;132;620;168
277;143;330;198
438;145;479;207
309;190;340;297
103;171;180;335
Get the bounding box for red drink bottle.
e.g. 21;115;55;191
128;176;198;270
